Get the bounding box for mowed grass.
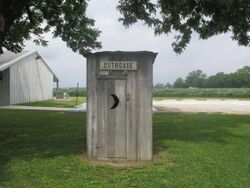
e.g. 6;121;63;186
18;97;86;108
0;110;250;187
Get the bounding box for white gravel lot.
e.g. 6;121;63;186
153;99;250;114
2;100;250;114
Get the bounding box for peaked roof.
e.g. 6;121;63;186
0;51;28;67
0;50;59;82
84;51;158;62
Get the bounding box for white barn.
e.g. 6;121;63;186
0;50;59;106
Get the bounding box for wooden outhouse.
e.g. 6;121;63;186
86;51;157;161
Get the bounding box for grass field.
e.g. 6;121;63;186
0;110;250;187
18;97;86;108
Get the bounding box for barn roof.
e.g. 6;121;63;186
0;50;59;82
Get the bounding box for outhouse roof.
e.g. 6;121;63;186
84;51;158;62
0;50;59;82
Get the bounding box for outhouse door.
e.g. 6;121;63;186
96;78;127;160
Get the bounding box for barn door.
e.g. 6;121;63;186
96;79;127;159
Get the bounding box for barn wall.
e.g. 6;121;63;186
9;53;54;104
0;69;10;105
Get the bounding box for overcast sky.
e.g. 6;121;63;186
25;0;250;87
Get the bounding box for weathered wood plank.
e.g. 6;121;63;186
106;79;115;157
96;79;105;158
87;55;98;159
137;55;153;160
126;70;138;160
114;79;127;158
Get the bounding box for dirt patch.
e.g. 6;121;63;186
79;151;174;168
79;155;155;168
153;99;250;115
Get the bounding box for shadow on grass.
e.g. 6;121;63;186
0;110;85;182
0;110;249;182
153;113;250;154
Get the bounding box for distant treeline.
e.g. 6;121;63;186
155;66;250;89
54;87;250;99
54;88;86;97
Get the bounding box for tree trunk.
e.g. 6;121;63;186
0;9;4;54
0;31;4;54
0;35;3;54
0;1;26;55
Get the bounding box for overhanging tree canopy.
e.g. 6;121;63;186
0;0;101;54
1;1;250;55
117;0;250;54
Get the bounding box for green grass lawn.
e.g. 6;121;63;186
0;110;250;187
18;97;86;108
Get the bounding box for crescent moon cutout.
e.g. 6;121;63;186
110;94;119;109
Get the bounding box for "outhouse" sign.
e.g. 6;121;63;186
85;51;157;161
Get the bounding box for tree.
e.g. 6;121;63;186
154;83;165;89
206;70;250;88
235;66;250;87
3;1;250;55
173;66;250;88
206;72;229;88
173;77;186;88
118;0;250;54
165;82;172;88
185;70;206;88
0;0;101;54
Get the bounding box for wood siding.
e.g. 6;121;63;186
87;52;156;161
9;53;54;105
0;69;10;105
